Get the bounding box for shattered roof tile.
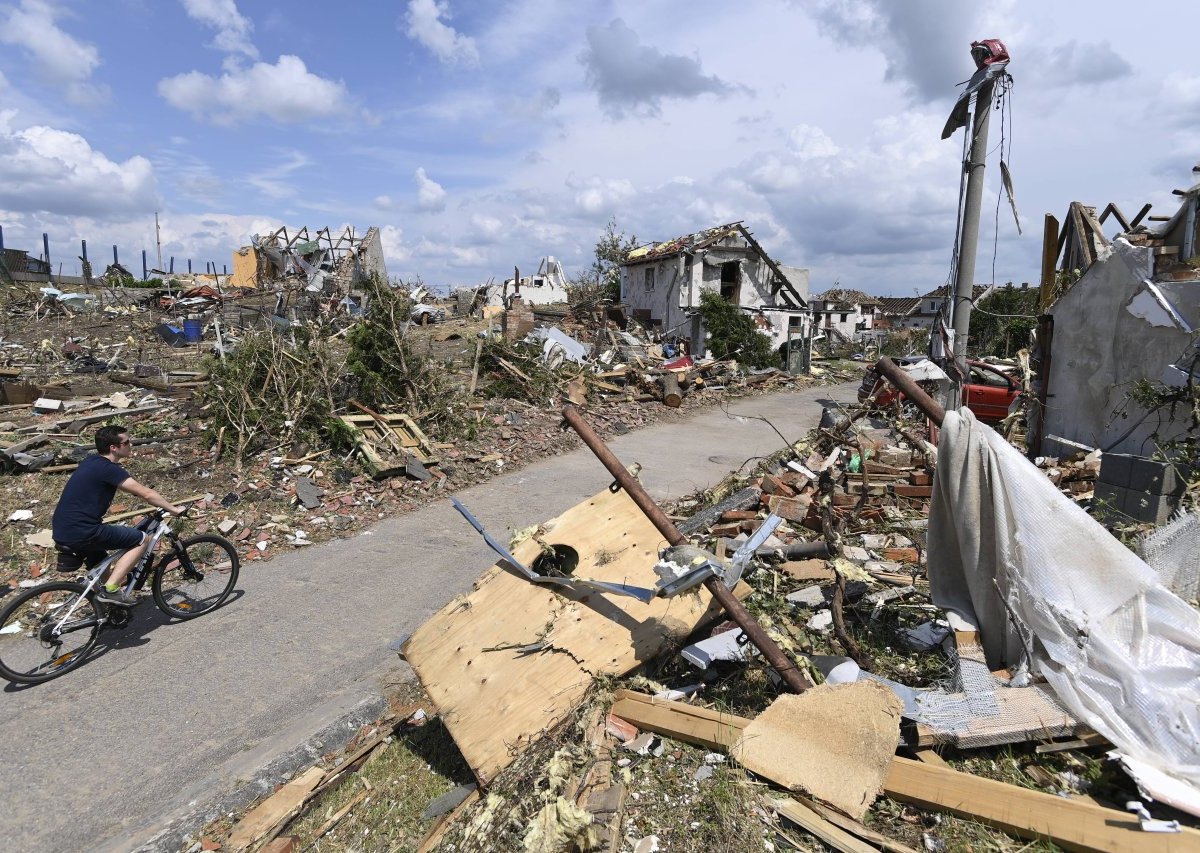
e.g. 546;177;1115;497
625;221;746;262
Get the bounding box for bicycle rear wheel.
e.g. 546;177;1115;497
0;582;101;684
152;535;239;619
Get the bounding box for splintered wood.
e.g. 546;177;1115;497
338;413;435;477
402;487;728;785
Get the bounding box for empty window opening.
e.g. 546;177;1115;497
720;261;740;302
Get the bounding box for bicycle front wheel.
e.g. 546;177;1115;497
0;582;101;684
152;535;240;619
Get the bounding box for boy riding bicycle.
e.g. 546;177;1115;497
51;425;185;607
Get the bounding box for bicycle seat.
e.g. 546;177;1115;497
53;542;107;574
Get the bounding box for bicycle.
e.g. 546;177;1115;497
0;504;240;685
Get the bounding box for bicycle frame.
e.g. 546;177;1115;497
49;514;178;635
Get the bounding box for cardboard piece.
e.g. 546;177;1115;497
731;682;903;819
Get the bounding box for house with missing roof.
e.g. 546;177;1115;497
810;288;881;343
618;222;810;356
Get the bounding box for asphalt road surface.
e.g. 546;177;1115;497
0;383;857;852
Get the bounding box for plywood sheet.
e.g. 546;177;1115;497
403;487;728;785
732;682;903;820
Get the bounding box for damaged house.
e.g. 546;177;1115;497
230;225;387;310
810;288;881;343
1032;189;1200;522
619;222;810;355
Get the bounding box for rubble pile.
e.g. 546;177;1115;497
224;393;1197;853
0;275;818;598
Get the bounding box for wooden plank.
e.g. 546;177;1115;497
103;493;205;523
799;796;920;853
402;488;732;785
610;689;750;751
884;757;1200;853
612;692;1200;853
767;796;878;853
226;766;324;852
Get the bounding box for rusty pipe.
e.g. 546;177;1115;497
873;357;946;427
561;405;812;693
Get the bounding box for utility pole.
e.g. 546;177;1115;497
949;80;995;378
155;212;163;273
942;39;1011;401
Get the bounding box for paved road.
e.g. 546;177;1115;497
0;384;856;852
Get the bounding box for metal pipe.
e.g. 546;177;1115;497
756;540;832;561
873;357;946;427
561;404;812;693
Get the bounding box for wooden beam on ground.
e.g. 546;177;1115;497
766;797;877;853
226;766;324;852
611;691;1200;853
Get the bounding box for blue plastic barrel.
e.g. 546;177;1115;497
183;318;203;343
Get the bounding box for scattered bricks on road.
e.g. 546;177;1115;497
831;492;858;507
760;474;796;498
710;522;743;538
719;510;758;522
893;484;933;498
779;471;811;489
767;495;811;523
236;528;253;542
908;472;932;486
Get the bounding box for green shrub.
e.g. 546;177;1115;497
698;290;776;368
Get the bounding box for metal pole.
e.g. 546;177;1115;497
113;245;118;266
561;404;813;693
949;78;996;380
155;212;163;273
43;233;52;284
142;249;148;281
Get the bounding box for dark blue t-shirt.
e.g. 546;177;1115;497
52;455;131;544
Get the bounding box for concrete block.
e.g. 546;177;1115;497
1122;488;1177;526
1098;452;1133;488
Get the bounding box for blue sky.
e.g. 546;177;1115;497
1;0;1197;295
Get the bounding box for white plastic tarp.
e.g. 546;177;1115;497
900;358;948;382
928;409;1200;802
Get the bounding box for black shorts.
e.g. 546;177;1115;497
55;524;146;563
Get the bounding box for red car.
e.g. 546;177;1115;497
857;357;1020;424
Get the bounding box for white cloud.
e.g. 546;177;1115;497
379;224;412;266
158;56;349;124
244;150;310;200
413;237;487;268
787;125;840;160
802;0;992;103
0;0;106;103
580;18;737;118
180;0;258;59
469;212;505;242
374;195;394;209
567;174;637;216
403;0;479;67
414;167;446;211
1029;40;1131;88
0;111;158;217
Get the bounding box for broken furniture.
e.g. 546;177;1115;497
338;412;435;478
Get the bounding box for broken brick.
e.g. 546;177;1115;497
882;547;920;563
767;495;811;523
761;474;796;498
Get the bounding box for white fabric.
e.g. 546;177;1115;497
928;409;1200;791
901;359;949;382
